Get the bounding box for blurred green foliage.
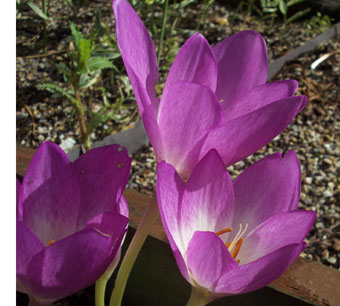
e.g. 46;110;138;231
305;12;334;33
234;0;334;28
38;20;134;150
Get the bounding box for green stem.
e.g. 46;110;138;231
95;254;120;306
95;279;106;306
109;196;159;306
73;84;91;151
157;0;169;65
186;286;210;306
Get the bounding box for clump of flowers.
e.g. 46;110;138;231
16;0;317;305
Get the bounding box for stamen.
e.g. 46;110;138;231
215;227;232;236
228;223;248;252
228;223;243;252
47;240;55;247
231;238;243;259
216;224;248;264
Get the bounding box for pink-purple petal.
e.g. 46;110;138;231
214;30;268;104
112;0;159;113
232;151;301;232
180;150;234;248
156;161;190;281
158;81;222;179
223;80;298;121
117;194;129;219
16;221;45;279
201;96;307;167
25;212;128;302
113;0;163;152
20;142;80;245
215;243;305;295
186;231;238;291
239;210;316;264
156;161;185;251
16;178;21;219
73;144;131;230
163;33;217;97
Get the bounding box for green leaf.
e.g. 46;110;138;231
95;7;106;37
287;0;305;7
70;22;83;50
87;108;115;135
88;57;114;72
28;1;51;20
263;7;277;13
56;63;72;78
279;0;288;16
79;74;99;89
38;83;80;106
91;50;121;60
64;0;73;8
78;38;91;72
285;7;310;23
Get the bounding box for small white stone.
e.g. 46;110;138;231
305;177;313;184
59;138;76;152
323;190;332;198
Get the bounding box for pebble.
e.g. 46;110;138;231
327;257;337;265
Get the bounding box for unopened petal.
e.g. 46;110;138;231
201;96;307;167
20;142;80;245
74;144;131;230
232;151;301;232
163;33;217;97
214;30;268;104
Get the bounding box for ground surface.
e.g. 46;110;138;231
17;0;339;275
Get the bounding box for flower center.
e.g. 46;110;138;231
216;223;248;264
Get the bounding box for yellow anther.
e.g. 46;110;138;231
225;242;232;248
47;240;55;247
231;238;243;259
215;227;232;236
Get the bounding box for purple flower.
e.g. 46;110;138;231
16;142;131;306
156;149;315;301
112;0;307;180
